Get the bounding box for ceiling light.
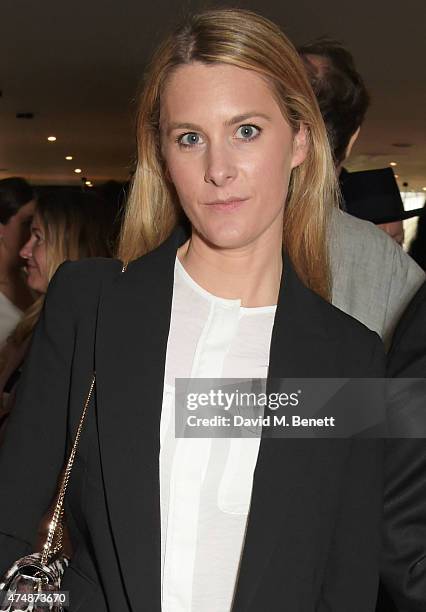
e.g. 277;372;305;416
47;136;57;142
389;162;397;167
65;155;73;161
423;187;426;192
74;168;82;174
85;180;93;187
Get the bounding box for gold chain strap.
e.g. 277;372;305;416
41;261;128;565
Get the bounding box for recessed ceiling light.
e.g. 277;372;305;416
65;155;73;161
74;168;82;174
47;136;57;142
389;162;397;167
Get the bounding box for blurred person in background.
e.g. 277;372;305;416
301;40;426;612
299;39;425;347
0;189;111;444
0;177;36;346
378;280;426;612
299;38;368;174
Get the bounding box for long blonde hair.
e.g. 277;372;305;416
118;8;339;300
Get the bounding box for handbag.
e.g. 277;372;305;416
0;262;127;612
0;374;95;611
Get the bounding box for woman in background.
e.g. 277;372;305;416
0;189;111;443
0;177;35;346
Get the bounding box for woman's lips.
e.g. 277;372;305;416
204;198;248;211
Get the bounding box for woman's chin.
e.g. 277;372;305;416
196;222;255;251
27;275;47;295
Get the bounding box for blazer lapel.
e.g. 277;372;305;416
95;227;187;611
232;257;345;610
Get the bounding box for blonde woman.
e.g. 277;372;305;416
0;178;35;347
0;189;111;443
0;10;391;611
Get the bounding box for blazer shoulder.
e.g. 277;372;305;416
308;284;385;375
322;285;382;343
52;257;122;287
48;258;123;318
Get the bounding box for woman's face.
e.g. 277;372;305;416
19;212;49;294
0;200;35;264
160;62;308;250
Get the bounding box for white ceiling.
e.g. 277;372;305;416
1;0;425;190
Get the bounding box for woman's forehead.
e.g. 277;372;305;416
160;62;280;125
31;211;43;228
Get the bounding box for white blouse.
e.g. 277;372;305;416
0;291;22;348
160;257;276;611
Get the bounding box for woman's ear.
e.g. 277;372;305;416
291;123;309;169
344;126;361;161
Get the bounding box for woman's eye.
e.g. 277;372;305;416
178;132;203;147
235;125;261;140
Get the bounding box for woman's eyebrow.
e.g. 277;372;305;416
166;112;272;136
166;121;202;135
224;111;272;126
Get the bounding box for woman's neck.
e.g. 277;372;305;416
177;228;283;308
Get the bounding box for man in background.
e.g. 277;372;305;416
300;40;426;611
298;39;425;347
300;38;368;173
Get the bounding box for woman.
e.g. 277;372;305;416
0;189;111;444
0;177;35;347
0;10;389;611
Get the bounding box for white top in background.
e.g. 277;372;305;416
0;291;22;348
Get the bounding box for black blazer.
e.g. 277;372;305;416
0;227;387;611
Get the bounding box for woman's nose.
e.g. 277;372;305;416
19;237;33;260
204;144;237;187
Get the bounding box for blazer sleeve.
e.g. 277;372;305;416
0;261;77;577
